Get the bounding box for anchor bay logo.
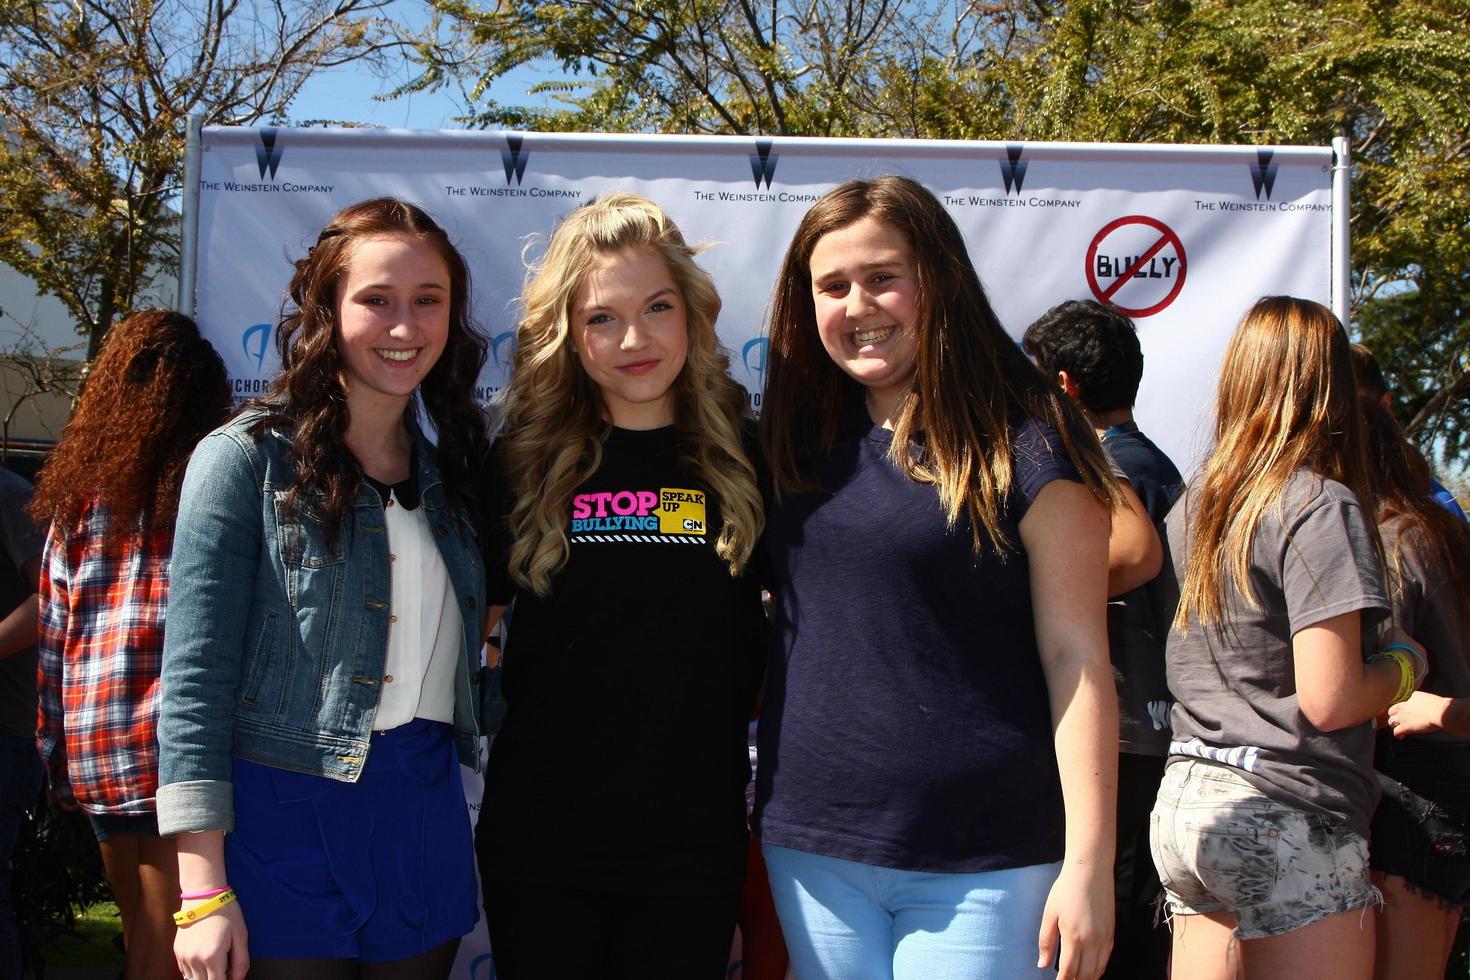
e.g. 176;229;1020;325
502;133;529;186
242;322;272;370
1249;148;1278;200
256;128;284;180
490;330;517;370
1000;144;1028;195
232;322;276;396
742;336;768;414
749;139;778;189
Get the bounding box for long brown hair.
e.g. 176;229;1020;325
258;198;489;541
761;175;1118;554
30;309;230;535
500;191;762;595
1359;394;1470;635
1175;296;1379;629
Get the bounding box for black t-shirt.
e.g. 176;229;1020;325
478;426;766;895
1101;421;1183;755
755;395;1080;873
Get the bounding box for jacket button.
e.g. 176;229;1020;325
385;674;395;683
389;614;398;623
389;553;397;563
466;597;476;610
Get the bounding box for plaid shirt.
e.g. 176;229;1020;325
36;504;173;815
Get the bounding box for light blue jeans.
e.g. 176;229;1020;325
763;843;1060;980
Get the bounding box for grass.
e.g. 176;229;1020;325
36;902;123;970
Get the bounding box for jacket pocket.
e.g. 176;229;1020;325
239;611;278;706
273;494;346;569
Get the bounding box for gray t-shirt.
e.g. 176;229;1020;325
1160;469;1389;837
0;468;43;740
1377;516;1470;745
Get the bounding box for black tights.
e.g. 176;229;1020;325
247;939;460;980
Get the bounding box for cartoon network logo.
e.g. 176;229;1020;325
1249;148;1278;200
242;322;273;370
1000;144;1027;195
502;134;529;186
749;140;778;189
256;129;284;180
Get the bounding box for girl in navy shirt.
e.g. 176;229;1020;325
757;176;1121;980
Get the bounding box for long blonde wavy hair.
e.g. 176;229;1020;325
1175;296;1380;629
500;191;763;596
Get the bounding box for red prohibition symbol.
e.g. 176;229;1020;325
1085;215;1188;318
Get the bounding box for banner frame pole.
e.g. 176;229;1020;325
1330;135;1351;326
178;112;204;317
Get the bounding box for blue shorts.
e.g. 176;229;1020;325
226;719;478;962
87;810;159;843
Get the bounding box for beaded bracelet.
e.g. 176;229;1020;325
173;888;237;927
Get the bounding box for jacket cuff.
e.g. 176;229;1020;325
156;780;234;836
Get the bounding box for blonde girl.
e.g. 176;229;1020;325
475;192;765;979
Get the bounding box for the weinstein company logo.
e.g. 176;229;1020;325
1249;148;1278;200
256;129;284;180
502;134;529;186
1000;144;1028;195
749;139;778;189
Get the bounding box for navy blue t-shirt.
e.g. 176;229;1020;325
1101;421;1183;755
754;397;1082;873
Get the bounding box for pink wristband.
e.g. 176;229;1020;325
180;886;230;901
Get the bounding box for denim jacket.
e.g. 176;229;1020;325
156;408;485;836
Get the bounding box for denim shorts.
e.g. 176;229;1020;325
1371;736;1470;907
86;810;159;843
1149;759;1378;940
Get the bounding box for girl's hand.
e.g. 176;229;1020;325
1387;691;1452;738
175;899;249;980
1038;859;1114;980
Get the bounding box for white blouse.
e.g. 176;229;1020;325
373;488;463;730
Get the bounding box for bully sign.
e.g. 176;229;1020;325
1085;215;1188;318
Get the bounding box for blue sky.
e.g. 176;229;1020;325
286;23;557;129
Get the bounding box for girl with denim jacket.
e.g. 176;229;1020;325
157;199;489;980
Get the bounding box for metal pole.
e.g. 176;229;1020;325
1330;135;1352;326
178;112;204;316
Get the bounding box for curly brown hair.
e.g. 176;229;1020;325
30;309;231;535
256;197;489;541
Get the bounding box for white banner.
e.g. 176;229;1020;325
188;128;1338;978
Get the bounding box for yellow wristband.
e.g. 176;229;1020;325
173;888;237;927
1377;650;1417;706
